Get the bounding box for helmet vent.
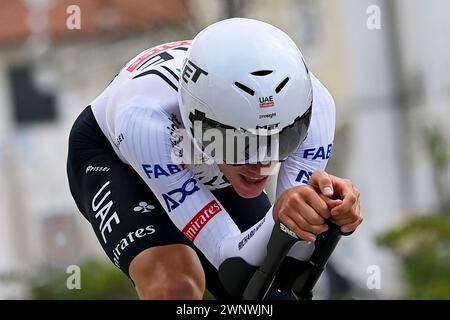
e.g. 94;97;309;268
275;77;290;94
234;82;255;96
251;70;273;76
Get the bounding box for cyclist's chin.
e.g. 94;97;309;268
230;174;269;199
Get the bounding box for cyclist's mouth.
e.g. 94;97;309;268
232;173;270;198
239;174;268;186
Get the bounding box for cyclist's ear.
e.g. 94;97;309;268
308;170;333;196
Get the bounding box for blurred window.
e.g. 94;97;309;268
8;65;56;124
41;214;81;266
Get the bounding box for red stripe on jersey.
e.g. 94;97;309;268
127;40;191;72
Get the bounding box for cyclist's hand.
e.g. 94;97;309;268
273;184;341;242
309;171;362;234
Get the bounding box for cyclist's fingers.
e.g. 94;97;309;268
288;208;329;235
318;193;343;210
330;191;357;217
340;213;363;233
332;200;362;230
282;216;317;242
330;215;357;226
301;187;331;221
330;178;358;217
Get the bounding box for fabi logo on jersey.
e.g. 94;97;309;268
163;178;200;212
142;164;184;179
182;200;222;241
295;169;313;184
303;144;333;160
259;96;275;108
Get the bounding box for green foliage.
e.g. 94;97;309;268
379;123;450;299
423;126;450;169
377;213;450;299
422;125;450;211
31;259;137;300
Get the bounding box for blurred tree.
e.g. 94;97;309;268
30;259;137;300
378;214;450;299
423;126;450;211
378;124;450;299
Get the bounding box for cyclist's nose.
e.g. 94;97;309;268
253;162;275;169
259;162;273;168
245;162;275;173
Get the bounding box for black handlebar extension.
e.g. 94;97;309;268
243;220;353;300
291;220;350;299
242;221;300;300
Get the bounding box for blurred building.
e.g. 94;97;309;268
0;0;449;299
0;0;192;298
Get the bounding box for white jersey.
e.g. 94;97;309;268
90;41;336;268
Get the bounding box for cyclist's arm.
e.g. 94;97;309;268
276;73;336;259
106;81;275;269
277;73;336;196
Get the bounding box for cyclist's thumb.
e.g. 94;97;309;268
310;170;333;196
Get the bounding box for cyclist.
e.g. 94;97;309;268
67;18;362;299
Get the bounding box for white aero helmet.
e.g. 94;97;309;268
179;18;312;165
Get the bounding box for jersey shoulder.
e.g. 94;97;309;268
124;40;192;78
90;41;192;161
310;72;335;113
289;72;336;162
306;72;336;144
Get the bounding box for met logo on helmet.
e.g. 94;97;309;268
182;60;208;84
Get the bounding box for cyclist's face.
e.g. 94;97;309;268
218;162;276;199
